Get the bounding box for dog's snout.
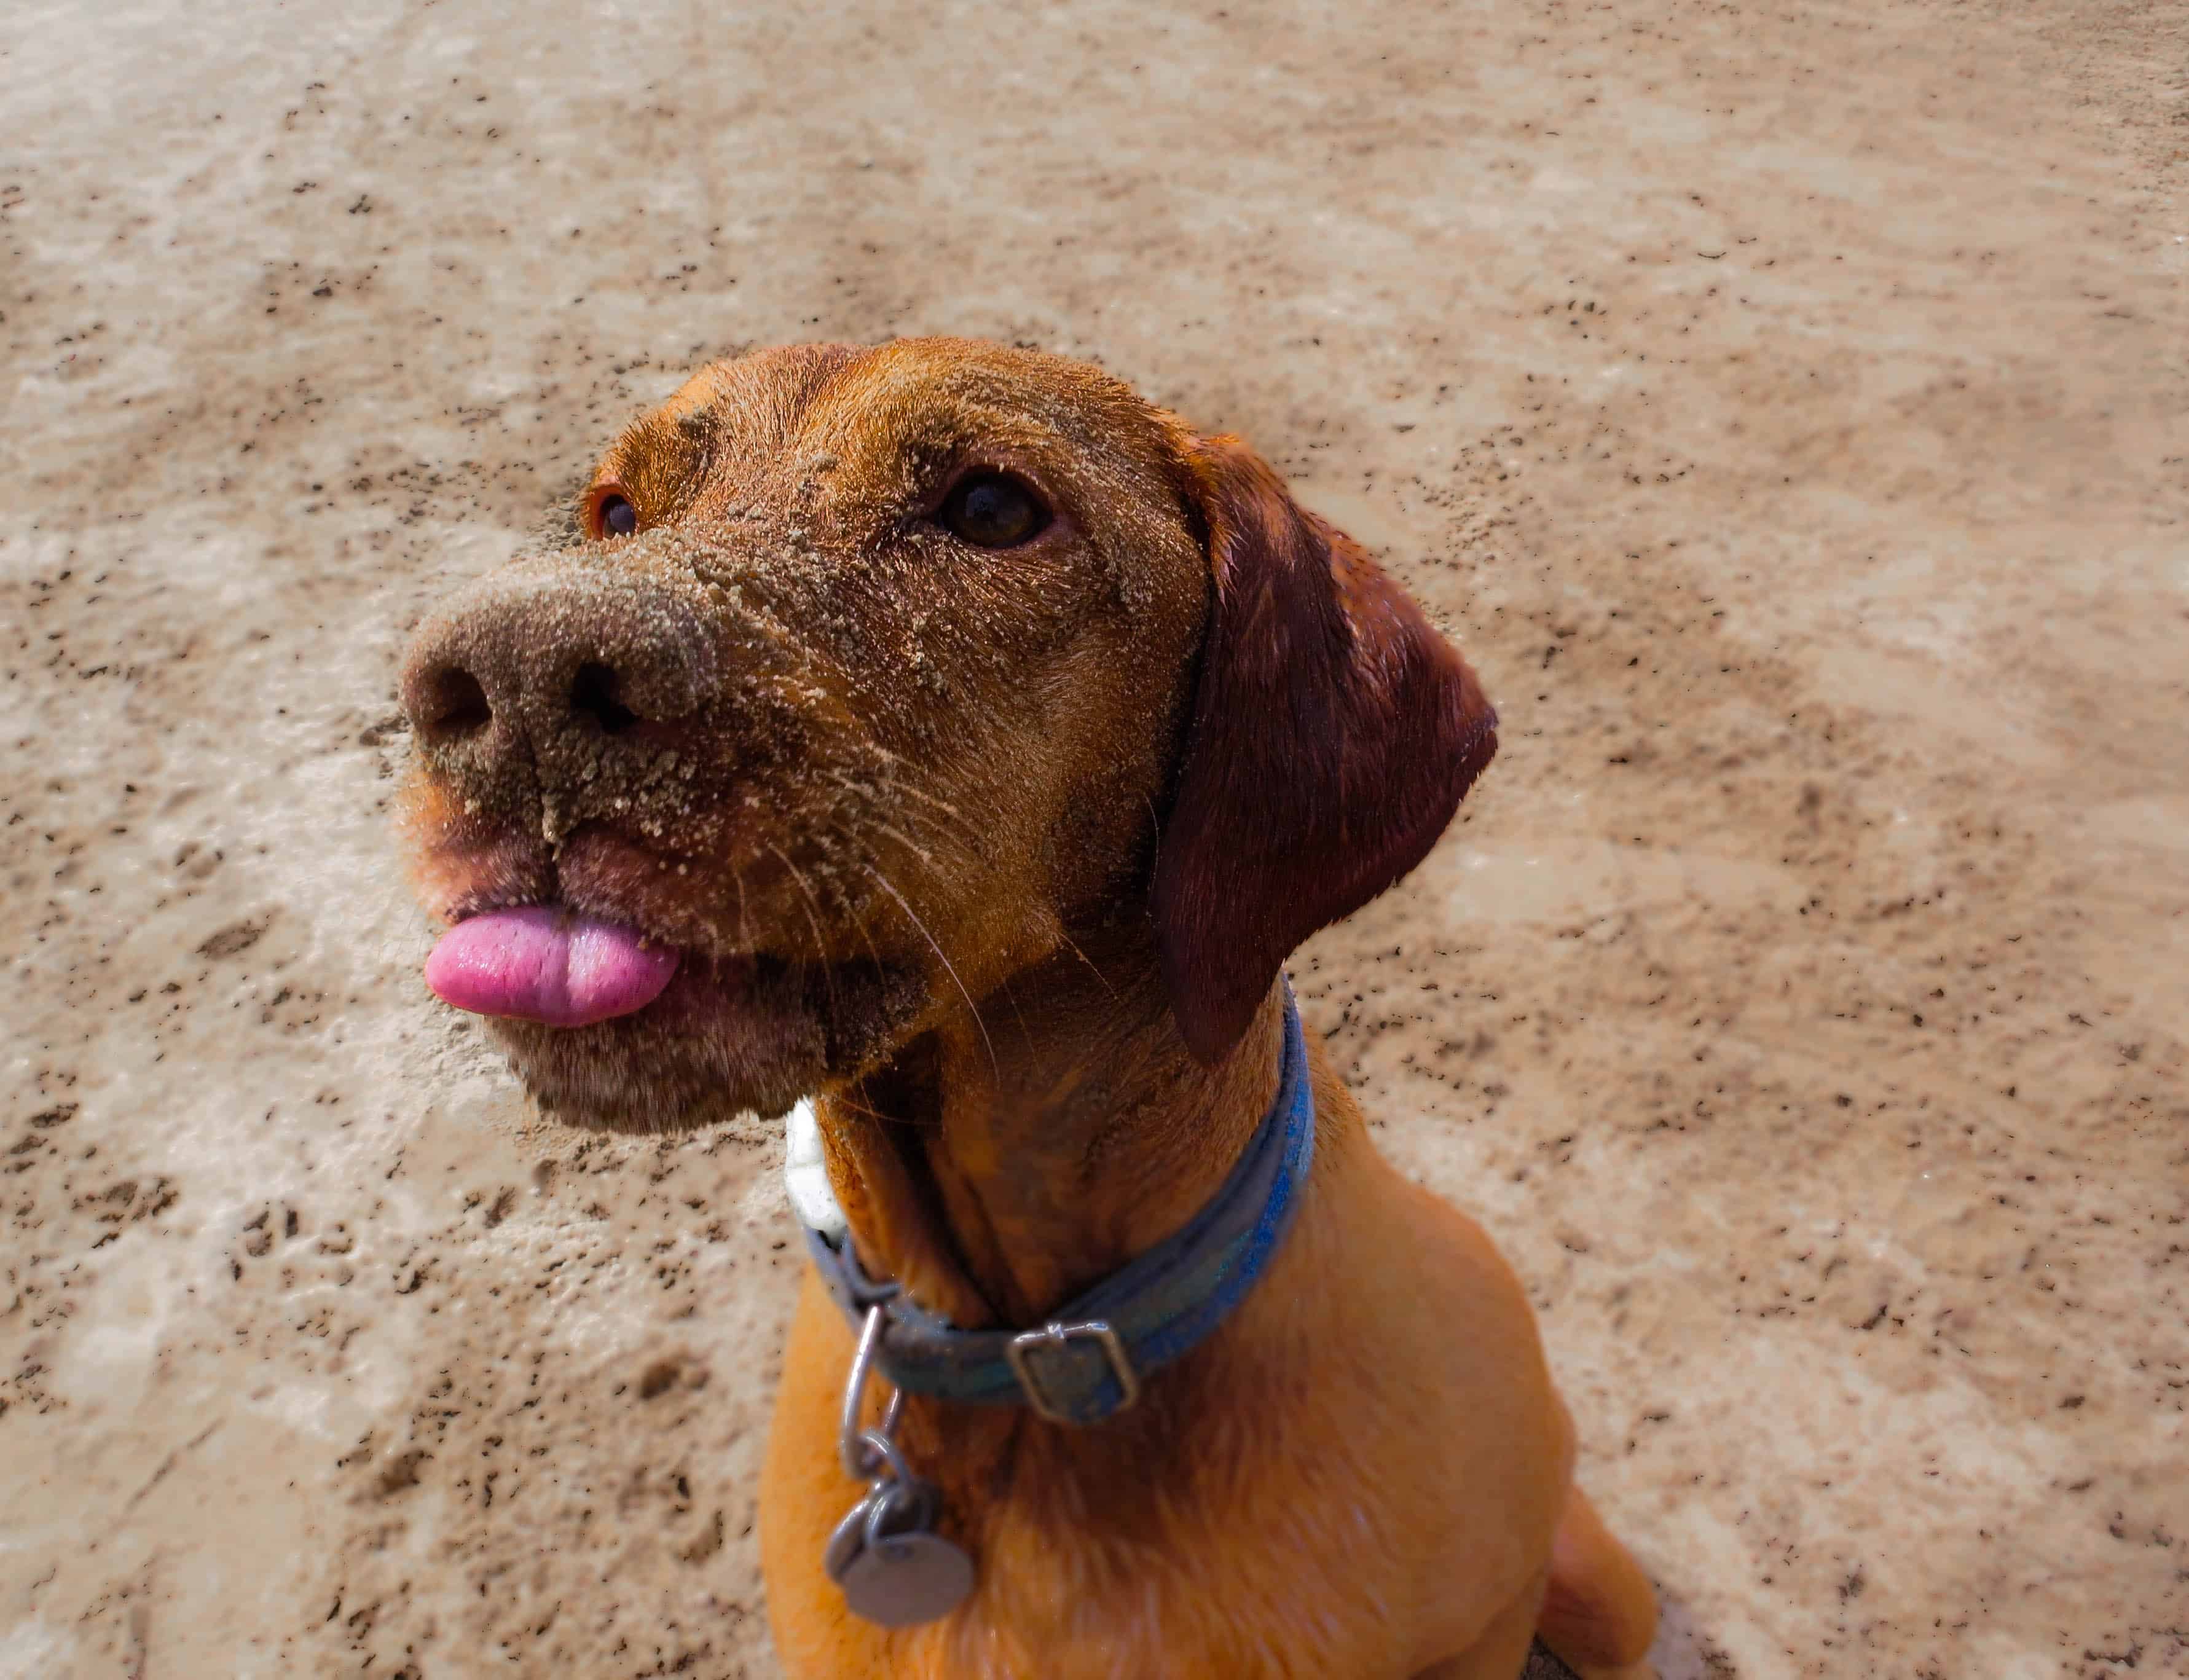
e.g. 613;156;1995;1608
409;660;495;747
568;661;642;735
399;559;719;774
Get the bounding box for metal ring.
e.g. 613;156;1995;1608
838;1306;905;1480
857;1426;913;1490
862;1449;919;1549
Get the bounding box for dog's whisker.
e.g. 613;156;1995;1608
831;756;984;844
823;761;959;840
894;815;975;876
768;841;843;1022
817;820;895;985
822;1086;897;1129
1054;927;1120;1003
862;861;998;1080
847;777;984;862
994;968;1034;1048
824;788;978;892
891;779;976;829
856;817;973;905
731;860;753;953
869;819;940;870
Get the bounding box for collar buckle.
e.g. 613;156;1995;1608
1006;1319;1141;1426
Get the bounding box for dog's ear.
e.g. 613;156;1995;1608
1152;434;1498;1064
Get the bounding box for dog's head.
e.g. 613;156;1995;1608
396;339;1495;1130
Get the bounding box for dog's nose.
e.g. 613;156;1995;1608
399;557;720;775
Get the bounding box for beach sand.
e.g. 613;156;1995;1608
3;1;2185;1673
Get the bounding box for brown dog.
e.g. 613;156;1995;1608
396;338;1659;1679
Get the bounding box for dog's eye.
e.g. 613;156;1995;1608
938;473;1049;549
586;490;639;542
590;490;638;540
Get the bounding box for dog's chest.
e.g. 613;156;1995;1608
838;1518;1427;1680
772;1412;1440;1679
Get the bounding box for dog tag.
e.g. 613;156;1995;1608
824;1494;873;1585
825;1478;940;1584
836;1529;976;1627
823;1475;972;1626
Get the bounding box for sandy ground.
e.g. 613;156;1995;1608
4;1;2187;1675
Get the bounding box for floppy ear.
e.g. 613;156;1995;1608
1152;434;1499;1064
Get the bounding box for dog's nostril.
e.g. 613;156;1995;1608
570;662;640;734
420;667;492;744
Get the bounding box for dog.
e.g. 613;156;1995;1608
396;338;1659;1679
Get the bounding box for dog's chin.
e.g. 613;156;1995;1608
484;952;926;1136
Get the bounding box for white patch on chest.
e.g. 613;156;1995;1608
782;1097;849;1240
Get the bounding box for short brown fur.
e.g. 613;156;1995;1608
396;337;1658;1678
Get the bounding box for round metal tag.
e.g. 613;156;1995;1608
835;1530;977;1627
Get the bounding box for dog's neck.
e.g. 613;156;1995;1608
819;932;1287;1330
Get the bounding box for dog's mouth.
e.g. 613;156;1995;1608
420;894;927;1131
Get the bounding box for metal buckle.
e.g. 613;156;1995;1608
1004;1319;1140;1424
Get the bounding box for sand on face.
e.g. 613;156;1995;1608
3;2;2185;1676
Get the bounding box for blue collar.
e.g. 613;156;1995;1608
803;982;1316;1427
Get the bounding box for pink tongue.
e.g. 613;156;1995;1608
425;907;680;1028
